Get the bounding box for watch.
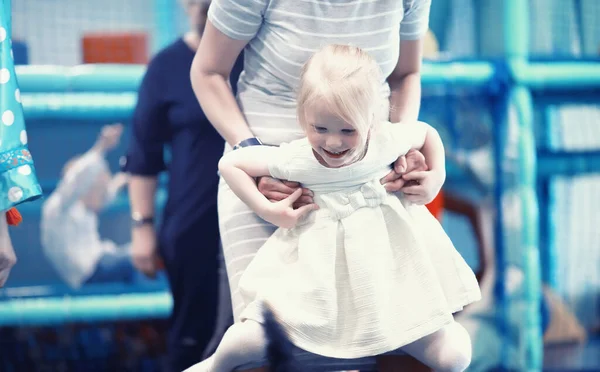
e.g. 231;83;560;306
131;212;154;228
233;137;263;150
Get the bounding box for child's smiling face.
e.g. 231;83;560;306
304;100;362;168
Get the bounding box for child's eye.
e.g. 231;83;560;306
341;129;356;135
313;126;327;133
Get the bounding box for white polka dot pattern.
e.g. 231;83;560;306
0;16;42;211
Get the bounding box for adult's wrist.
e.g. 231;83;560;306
131;211;155;228
233;137;263;150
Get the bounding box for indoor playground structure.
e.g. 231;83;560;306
1;0;600;371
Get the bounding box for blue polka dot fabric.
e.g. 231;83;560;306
0;14;42;212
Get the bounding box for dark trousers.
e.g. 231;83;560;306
159;205;226;372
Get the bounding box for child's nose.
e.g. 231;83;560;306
326;135;342;148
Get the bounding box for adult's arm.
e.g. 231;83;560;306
190;0;269;146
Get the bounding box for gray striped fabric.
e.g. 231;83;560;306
208;0;431;146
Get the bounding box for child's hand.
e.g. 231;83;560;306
94;123;124;154
401;168;446;205
263;188;319;229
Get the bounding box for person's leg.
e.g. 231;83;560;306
159;205;221;372
398;321;472;372
185;320;268;372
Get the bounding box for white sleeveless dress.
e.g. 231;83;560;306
238;123;481;359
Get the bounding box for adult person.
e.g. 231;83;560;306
190;1;439;371
122;1;242;370
0;2;43;287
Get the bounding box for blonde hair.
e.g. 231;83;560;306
297;44;386;154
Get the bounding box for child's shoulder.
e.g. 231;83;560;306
383;120;430;130
377;120;430;140
372;120;399;143
282;137;311;148
270;137;313;166
370;120;431;159
278;137;312;156
268;138;316;182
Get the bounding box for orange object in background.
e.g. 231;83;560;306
5;208;23;226
82;33;148;64
426;191;445;222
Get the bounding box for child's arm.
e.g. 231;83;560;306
392;121;446;204
218;147;318;229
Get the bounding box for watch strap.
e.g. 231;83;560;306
233;137;263;150
131;213;154;228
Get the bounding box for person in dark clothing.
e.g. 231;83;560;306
122;1;242;370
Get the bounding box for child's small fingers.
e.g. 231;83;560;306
285;188;304;204
295;203;319;218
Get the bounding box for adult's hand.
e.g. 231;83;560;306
131;225;160;279
380;149;428;192
257;176;314;209
0;216;17;287
401;169;446;205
